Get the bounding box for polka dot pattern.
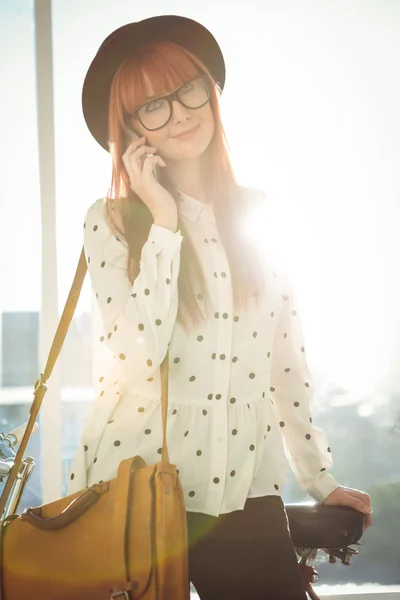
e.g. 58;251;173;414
72;192;338;517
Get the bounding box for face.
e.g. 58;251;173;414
127;71;215;163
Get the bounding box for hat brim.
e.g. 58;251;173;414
82;15;226;152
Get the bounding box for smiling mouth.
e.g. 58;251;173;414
173;125;199;139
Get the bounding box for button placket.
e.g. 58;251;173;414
205;229;233;514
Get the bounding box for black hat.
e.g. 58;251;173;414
82;15;226;152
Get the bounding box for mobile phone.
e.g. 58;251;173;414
126;127;160;182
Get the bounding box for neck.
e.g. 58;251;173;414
165;154;209;204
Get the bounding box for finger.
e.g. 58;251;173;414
126;135;146;149
136;144;157;155
122;147;145;182
123;136;146;158
348;490;370;502
124;139;154;162
125;144;157;162
132;146;158;165
142;154;160;180
122;145;157;176
363;517;372;532
148;154;167;167
350;498;373;516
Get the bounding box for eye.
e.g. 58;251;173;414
144;100;162;113
178;82;193;94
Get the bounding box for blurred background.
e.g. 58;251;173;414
0;0;399;597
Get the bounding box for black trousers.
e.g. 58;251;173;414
186;496;307;600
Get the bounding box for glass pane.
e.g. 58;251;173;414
50;0;111;491
0;0;43;510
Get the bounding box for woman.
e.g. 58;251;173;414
68;14;372;599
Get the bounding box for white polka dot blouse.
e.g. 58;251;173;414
67;187;341;516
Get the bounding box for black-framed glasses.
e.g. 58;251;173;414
126;72;211;132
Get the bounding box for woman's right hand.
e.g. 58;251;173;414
122;135;178;231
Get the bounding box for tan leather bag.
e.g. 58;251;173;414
0;248;190;600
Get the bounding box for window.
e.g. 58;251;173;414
1;1;399;597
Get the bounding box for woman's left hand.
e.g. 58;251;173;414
322;486;373;532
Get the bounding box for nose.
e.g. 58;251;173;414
171;99;191;122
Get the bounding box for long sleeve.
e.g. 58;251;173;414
84;198;183;384
270;273;341;503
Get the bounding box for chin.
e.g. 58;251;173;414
179;129;214;158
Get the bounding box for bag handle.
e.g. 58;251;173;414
20;481;110;530
0;246;170;518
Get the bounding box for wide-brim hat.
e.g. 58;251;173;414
82;14;226;152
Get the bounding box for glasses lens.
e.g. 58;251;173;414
138;98;170;131
138;76;210;130
178;77;209;109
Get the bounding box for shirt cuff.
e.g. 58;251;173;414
305;470;342;503
148;223;183;250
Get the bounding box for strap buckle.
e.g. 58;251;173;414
110;592;129;600
34;373;47;393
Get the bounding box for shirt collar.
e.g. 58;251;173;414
177;190;213;223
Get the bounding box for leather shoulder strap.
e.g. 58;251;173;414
0;246;170;518
0;247;88;517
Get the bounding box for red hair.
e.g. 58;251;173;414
105;40;266;330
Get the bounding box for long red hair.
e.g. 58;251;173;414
106;40;266;331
